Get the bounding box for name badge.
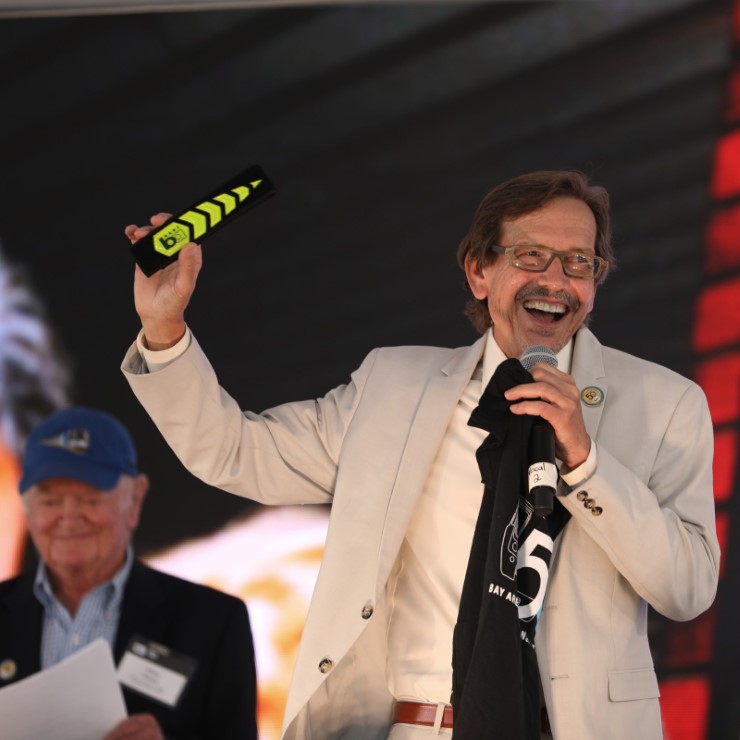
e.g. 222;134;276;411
117;636;197;708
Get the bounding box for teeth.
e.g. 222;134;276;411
524;300;566;314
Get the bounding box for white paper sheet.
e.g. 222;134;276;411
0;638;127;739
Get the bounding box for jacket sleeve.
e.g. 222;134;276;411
558;380;720;621
122;332;378;506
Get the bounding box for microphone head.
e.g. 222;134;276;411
520;345;558;371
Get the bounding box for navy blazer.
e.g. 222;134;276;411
0;559;258;739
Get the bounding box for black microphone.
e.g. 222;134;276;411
520;345;558;517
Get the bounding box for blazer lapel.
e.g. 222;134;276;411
571;327;608;441
376;335;486;588
115;561;167;663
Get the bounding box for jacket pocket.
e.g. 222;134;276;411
608;668;660;702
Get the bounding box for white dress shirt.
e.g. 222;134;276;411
385;333;581;704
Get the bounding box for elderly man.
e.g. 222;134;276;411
122;170;719;739
0;407;258;739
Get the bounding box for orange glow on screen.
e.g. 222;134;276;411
0;444;24;580
145;506;330;740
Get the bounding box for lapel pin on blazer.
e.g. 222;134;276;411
0;659;17;680
581;386;605;407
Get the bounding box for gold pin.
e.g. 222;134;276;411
581;386;604;407
0;659;17;680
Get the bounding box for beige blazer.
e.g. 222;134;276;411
123;327;719;740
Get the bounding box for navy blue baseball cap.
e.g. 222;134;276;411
20;407;138;493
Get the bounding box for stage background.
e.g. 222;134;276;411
0;1;737;737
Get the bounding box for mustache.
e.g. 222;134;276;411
516;286;580;312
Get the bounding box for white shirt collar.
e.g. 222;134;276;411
480;329;574;388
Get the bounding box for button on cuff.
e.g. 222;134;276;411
361;602;374;620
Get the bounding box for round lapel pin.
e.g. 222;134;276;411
581;386;605;407
0;659;17;680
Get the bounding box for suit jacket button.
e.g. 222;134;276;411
576;491;588;501
584;498;595;509
361;602;374;620
591;506;603;516
318;658;334;674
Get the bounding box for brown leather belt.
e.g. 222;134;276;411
393;700;551;734
393;701;453;729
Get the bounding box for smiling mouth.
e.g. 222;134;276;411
523;299;567;322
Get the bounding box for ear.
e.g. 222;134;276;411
464;255;489;300
126;473;149;530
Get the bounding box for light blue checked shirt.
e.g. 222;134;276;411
33;547;134;669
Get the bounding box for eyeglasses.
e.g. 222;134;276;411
489;244;608;280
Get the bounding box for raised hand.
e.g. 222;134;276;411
125;213;202;350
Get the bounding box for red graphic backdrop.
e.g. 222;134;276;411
660;3;740;736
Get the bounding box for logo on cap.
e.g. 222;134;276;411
41;429;91;455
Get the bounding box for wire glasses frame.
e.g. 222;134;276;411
488;244;608;280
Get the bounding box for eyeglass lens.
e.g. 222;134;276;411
512;247;598;277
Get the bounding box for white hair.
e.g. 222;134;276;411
0;244;69;455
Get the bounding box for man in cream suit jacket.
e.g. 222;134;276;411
122;171;719;739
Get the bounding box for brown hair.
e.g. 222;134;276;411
456;170;614;333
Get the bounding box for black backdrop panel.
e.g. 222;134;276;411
0;2;732;737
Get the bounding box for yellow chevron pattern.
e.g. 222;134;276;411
154;179;263;257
